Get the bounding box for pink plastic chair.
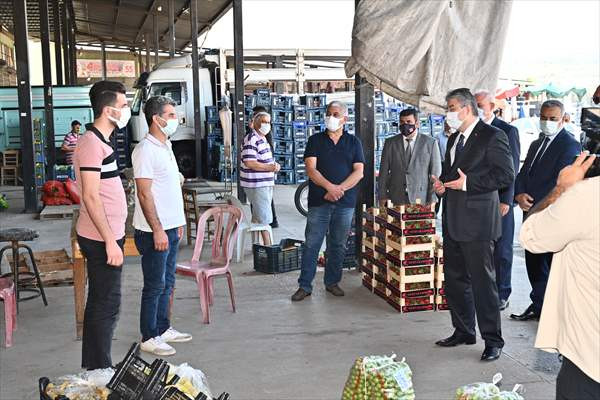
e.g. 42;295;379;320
0;277;17;347
176;205;242;324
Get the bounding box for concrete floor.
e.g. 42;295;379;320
0;185;558;400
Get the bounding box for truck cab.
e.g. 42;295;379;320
130;55;214;177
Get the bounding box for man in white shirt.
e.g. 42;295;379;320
132;96;191;356
519;152;599;400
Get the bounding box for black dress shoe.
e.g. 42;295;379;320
499;299;510;311
510;304;540;321
326;284;345;297
435;333;476;347
481;346;502;361
291;288;311;302
270;221;279;228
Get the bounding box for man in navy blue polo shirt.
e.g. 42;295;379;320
292;101;365;301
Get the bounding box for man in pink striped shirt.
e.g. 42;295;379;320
61;120;81;165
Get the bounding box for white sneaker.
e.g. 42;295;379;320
140;336;176;356
160;327;193;343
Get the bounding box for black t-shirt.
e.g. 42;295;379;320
304;131;365;208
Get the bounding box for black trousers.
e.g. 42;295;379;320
525;250;553;313
557;357;600;400
77;235;125;370
494;207;515;301
444;236;504;347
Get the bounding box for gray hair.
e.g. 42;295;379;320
144;95;176;127
252;111;270;126
326;100;348;116
541;99;565;116
445;88;478;117
473;89;494;103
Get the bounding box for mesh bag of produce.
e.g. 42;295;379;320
455;374;525;400
341;354;415;400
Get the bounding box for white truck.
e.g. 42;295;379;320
130;54;216;177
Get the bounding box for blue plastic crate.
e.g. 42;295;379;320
35;152;45;163
292;121;307;139
271;95;294;109
293;105;307;121
205;106;219;122
346;121;355;135
274;154;295;170
375;121;389;136
273;109;294;124
206;122;222;136
307;124;325;137
273;139;294;154
307;109;325;124
300;94;327;109
295;140;307;155
275;169;295;185
245;95;270;109
254;88;270;97
295;169;307;184
375;104;386;121
272;124;294;140
294;154;305;169
54;165;74;181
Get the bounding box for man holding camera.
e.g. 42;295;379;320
520;152;599;400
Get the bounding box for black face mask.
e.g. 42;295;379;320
399;123;416;137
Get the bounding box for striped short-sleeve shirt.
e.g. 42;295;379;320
73;127;127;242
240;130;275;188
62;132;78;165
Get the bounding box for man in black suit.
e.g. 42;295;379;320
475;90;521;311
432;88;514;361
511;99;581;321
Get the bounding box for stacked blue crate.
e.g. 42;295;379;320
300;94;326;141
205;105;234;182
346;103;356;135
113;126;131;169
430;114;445;139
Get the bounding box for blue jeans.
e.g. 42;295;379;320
134;228;180;341
298;204;354;293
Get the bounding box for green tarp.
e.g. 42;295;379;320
524;83;587;100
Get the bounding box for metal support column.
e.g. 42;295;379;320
354;73;375;262
61;2;70;84
145;33;150;71
101;42;107;80
190;0;203;178
296;49;305;95
68;9;77;84
168;0;175;58
138;49;144;75
13;0;37;212
52;0;63;85
153;13;159;66
39;0;56;177
232;0;245;201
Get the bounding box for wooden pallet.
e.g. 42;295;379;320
39;205;79;220
9;249;73;285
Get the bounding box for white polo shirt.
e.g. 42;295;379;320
132;133;186;232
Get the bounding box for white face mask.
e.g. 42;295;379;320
325;116;342;132
539;120;560;136
158;116;179;137
259;123;271;135
445;110;463;130
108;106;131;129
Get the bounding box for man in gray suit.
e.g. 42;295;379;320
378;108;442;206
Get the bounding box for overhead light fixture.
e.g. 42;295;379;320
157;6;162;12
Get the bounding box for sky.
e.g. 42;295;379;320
198;0;600;92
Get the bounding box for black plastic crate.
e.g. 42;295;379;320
307;109;325;124
105;343;157;399
271;95;294;109
272;140;294;154
293;105;307;120
275;169;295;185
300;94;326;109
205;106;219;122
274;154;294;170
272;109;294;124
253;238;304;273
206;121;222;136
272;124;293;140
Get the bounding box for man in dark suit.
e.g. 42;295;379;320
432;88;514;362
511;99;581;321
475;90;521;311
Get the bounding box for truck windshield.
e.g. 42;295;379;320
148;82;183;105
131;88;144;115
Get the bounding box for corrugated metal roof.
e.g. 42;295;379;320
0;0;232;51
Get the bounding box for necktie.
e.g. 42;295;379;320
454;134;465;163
529;137;550;174
405;138;413;169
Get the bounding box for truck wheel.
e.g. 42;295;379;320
294;181;309;217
